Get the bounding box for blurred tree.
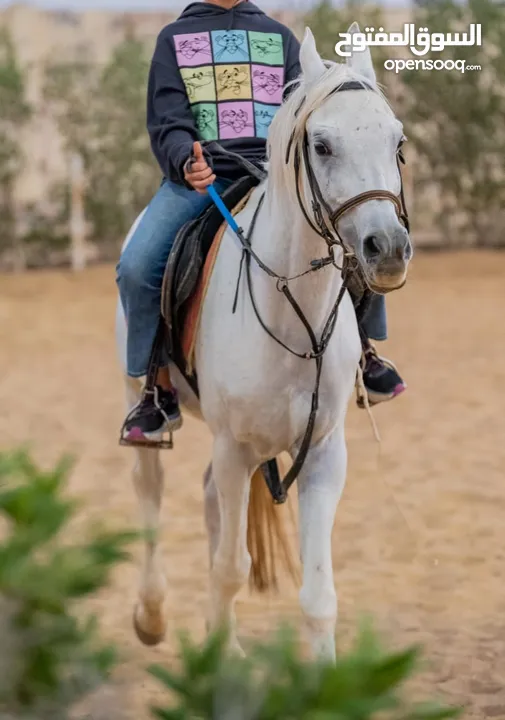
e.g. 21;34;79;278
43;56;97;260
86;35;159;250
0;27;31;269
46;38;160;255
402;0;505;245
44;57;96;162
44;36;159;253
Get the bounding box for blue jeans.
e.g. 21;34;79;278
362;293;387;342
117;177;387;377
117;177;231;377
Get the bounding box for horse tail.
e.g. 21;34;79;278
247;462;300;593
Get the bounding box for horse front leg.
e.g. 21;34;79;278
203;463;220;572
131;445;167;646
207;435;254;655
297;428;347;662
126;379;168;647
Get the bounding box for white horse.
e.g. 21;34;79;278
116;26;412;662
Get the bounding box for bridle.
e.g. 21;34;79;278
232;79;410;503
288;80;410;253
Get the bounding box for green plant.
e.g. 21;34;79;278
0;449;134;719
149;623;462;720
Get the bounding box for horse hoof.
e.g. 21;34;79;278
133;605;166;647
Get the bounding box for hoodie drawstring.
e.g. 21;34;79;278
227;0;246;30
227;7;235;30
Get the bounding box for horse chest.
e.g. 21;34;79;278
225;358;350;455
200;324;358;456
196;234;361;455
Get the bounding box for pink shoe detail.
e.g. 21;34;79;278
392;383;407;398
126;426;145;441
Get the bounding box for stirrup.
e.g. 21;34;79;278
119;431;174;450
363;349;400;374
118;387;175;450
356;386;376;409
355;351;402;409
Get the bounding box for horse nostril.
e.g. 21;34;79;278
396;237;412;261
364;235;382;259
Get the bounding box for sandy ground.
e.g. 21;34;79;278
0;252;504;719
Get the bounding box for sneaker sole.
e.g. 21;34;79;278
365;383;407;406
122;414;183;444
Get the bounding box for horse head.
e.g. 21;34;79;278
271;26;413;294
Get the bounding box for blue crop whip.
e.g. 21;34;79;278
207;183;331;274
186;145;242;234
207;184;242;235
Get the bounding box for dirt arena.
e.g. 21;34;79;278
0;251;504;718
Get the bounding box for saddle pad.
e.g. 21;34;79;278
181;188;255;374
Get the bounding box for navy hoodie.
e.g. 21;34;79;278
147;1;301;185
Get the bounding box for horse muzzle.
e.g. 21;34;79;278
359;227;412;294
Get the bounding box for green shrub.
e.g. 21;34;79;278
149;625;462;720
0;449;134;719
0;448;463;720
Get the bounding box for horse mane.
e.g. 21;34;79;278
266;62;391;212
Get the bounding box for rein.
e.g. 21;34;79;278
230;79;410;504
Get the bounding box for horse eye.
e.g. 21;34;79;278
397;136;407;164
315;141;331;157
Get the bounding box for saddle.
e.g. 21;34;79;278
161;172;262;391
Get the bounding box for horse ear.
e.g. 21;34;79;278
345;21;377;85
300;27;326;85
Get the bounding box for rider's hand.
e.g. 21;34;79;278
184;141;216;195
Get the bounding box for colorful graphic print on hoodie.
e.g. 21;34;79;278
174;28;287;141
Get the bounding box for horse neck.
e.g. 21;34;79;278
250;179;346;337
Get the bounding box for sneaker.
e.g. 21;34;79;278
358;341;406;407
122;386;182;443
